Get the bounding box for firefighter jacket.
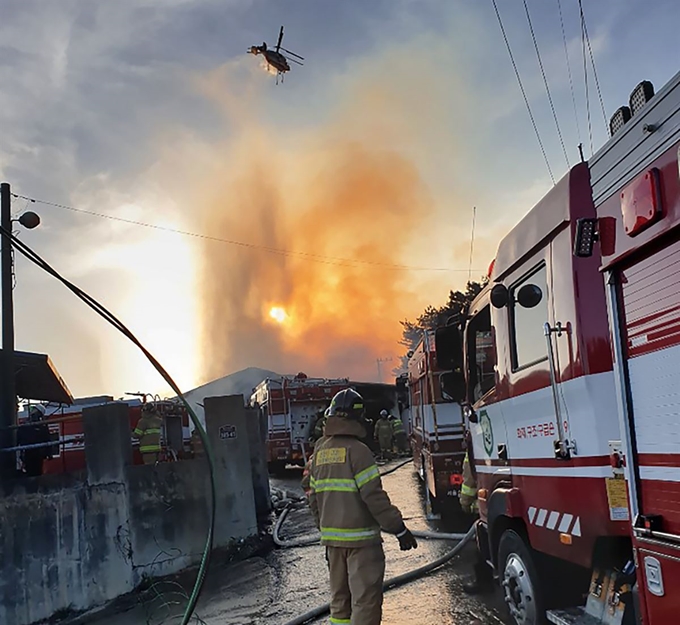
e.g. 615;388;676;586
313;415;327;440
133;409;162;454
301;454;313;498
390;417;405;437
374;417;392;442
308;416;404;548
459;451;478;514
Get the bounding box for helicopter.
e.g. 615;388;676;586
248;26;304;84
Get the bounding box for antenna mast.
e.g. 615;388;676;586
468;206;477;283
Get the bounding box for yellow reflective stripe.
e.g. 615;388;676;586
312;478;358;493
461;484;477;496
144;428;161;434
354;464;380;488
330;618;351;624
140;445;161;452
320;526;380;541
133;428;144;436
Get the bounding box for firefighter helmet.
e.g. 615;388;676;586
380;409;388;417
329;388;364;421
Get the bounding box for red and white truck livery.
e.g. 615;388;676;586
250;373;352;471
251;373;405;471
436;72;680;625
17;396;191;474
407;331;467;516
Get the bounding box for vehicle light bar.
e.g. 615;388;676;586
609;106;631;137
573;218;598;257
629;80;655;115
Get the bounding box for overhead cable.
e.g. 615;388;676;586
12;193;478;274
556;0;582;148
579;0;593;155
522;0;570;168
578;0;608;131
490;0;556;185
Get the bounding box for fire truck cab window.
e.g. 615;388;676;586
510;264;549;370
468;306;496;403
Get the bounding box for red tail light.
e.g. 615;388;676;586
449;473;463;486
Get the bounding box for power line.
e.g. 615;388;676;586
579;0;593;155
522;0;570;168
490;0;556;185
579;0;608;130
556;0;582;147
12;193;478;273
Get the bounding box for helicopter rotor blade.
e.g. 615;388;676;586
280;46;304;60
276;26;284;52
284;56;304;66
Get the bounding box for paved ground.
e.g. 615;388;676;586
88;462;512;625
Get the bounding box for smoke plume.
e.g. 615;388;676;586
195;58;449;383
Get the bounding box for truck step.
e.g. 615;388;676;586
546;608;603;625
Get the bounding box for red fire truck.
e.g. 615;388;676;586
407;331;467;517
435;73;680;625
250;373;351;472
251;373;404;472
18;395;191;473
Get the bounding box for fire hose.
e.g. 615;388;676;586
275;459;475;625
280;524;476;625
273;504;468;548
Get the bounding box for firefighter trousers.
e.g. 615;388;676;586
327;543;385;625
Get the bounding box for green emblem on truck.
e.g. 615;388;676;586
480;410;493;457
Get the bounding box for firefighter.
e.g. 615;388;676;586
312;407;329;442
388;413;408;456
308;388;417;625
133;404;163;464
190;427;205;458
17;404;52;477
460;438;494;594
374;410;393;460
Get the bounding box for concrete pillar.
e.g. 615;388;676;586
203;395;257;546
83;402;132;485
244;406;271;522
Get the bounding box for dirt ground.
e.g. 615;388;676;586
86;462;512;625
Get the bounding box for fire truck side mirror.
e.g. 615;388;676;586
516;284;543;309
440;371;466;403
490;284;509;308
435;325;463;370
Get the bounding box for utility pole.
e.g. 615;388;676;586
0;183;15;477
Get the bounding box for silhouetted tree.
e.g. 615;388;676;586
395;279;487;375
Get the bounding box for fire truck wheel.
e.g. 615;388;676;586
498;529;545;625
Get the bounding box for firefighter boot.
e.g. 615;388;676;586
462;556;494;595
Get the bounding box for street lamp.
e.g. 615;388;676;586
0;182;40;478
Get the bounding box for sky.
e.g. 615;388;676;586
1;0;679;399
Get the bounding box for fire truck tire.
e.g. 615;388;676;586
498;529;546;625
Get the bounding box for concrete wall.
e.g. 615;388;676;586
0;395;260;625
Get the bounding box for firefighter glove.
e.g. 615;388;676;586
396;526;418;551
